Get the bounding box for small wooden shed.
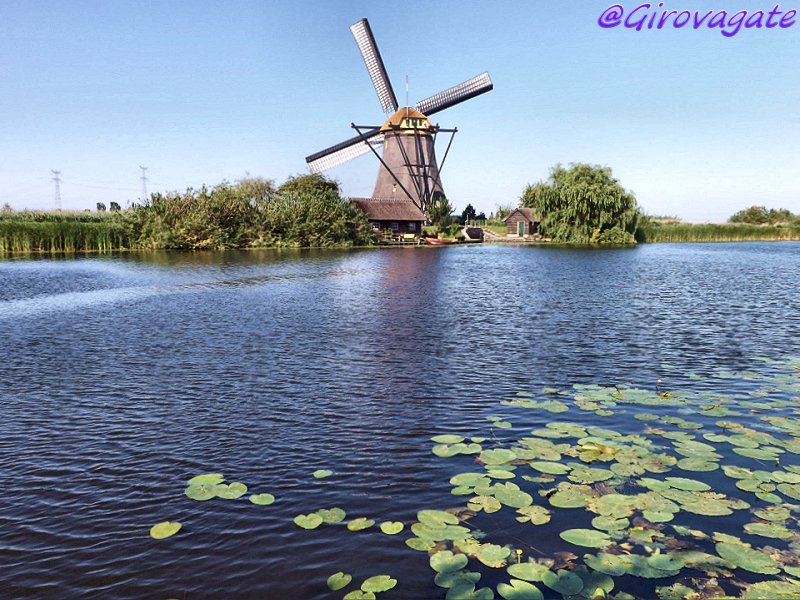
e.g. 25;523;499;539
504;207;541;237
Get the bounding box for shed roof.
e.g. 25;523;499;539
351;198;426;221
503;207;541;222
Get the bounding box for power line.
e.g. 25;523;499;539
140;166;148;200
61;180;138;192
51;170;62;212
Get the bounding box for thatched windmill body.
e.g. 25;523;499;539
306;18;493;215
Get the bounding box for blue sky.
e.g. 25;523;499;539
1;0;798;221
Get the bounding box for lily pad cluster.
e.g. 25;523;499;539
295;507;348;530
415;356;800;599
184;473;252;502
327;571;397;599
166;357;799;599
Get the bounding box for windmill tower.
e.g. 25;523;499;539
306;18;492;215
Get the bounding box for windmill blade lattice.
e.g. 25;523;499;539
306;128;384;173
350;19;398;115
415;72;493;117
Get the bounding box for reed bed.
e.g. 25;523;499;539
639;222;800;243
0;212;132;254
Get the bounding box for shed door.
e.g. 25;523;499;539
518;221;524;237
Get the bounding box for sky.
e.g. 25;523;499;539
1;0;798;221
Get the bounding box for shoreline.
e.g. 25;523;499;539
2;236;800;257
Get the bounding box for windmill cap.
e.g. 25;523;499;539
380;108;433;133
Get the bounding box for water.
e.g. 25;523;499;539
0;243;798;599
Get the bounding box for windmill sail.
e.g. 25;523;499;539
350;19;398;114
306;127;384;173
415;72;493;117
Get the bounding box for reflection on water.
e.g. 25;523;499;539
0;243;798;598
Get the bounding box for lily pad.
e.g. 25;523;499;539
347;517;375;531
215;482;247;499
494;483;533;508
646;553;684;571
664;477;711;491
476;543;511;568
379;521;404;535
249;493;275;506
405;537;435;551
676;458;719;472
343;591;375;600
312;469;333;479
431;550;469;574
515;505;551;525
468;495;502;513
567;465;614;484
743;521;794;539
434;570;481;589
185;483;217;501
149;521;181;540
583;552;630;576
777;482;800;500
541;569;583;595
559;529;613;548
529;461;570;475
753;506;791;522
480;448;518;465
548;487;590;509
327;571;352;591
591;515;629;531
486;469;517;480
316;507;346;523
294;513;323;530
418;509;460;527
715;542;780;574
451;473;491;487
361;575;397;593
187;473;224;485
433;444;463;458
742;580;800;599
507;562;551;582
432;434;466;444
497;579;544;600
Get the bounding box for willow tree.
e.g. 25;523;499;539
522;163;641;244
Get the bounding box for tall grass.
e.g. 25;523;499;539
639;221;800;243
0;212;133;254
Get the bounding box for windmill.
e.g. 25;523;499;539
305;18;493;216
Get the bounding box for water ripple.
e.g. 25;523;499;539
0;243;799;597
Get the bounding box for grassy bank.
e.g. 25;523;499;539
638;221;800;243
0;212;133;253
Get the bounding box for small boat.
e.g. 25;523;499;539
425;237;456;245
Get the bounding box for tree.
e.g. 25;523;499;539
493;203;514;220
97;202;106;212
1;202;13;213
109;201;121;212
427;192;453;229
521;163;641;244
278;173;340;196
236;177;276;203
460;203;477;224
729;205;797;225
